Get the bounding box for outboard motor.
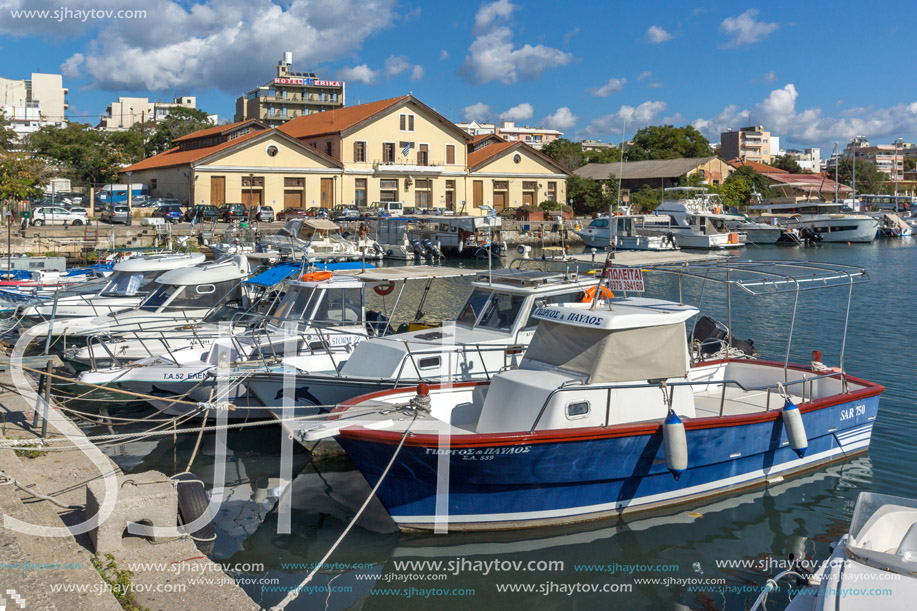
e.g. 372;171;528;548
372;242;385;256
421;238;438;262
692;315;757;358
410;238;425;262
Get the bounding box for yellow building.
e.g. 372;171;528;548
121;94;569;215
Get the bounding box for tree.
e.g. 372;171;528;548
566;173;615;213
629;185;662;212
626;125;712;161
833;159;886;195
541;138;584;170
143;107;214;155
0;154;47;204
0;114;17;152
719;165;773;208
583;146;621;165
771;153;802;173
904;157;916;172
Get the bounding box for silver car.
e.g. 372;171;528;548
101;205;132;225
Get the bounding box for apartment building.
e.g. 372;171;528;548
0;72;68;138
97;96;202;131
120;94;568;213
835;138;904;180
720;125;773;164
455;120;562;150
234;52;345;127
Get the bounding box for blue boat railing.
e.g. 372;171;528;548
527;370;849;434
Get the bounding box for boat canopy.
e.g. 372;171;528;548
524;299;697;383
112;252;205;273
154;255;249;286
243;263;301;287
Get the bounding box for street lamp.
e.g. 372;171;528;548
248;172;254;218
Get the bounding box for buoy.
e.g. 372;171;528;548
373;281;395;296
781;399;808;457
663;410;688;479
301;271;332;282
581;285;614;303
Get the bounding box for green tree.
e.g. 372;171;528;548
626;125;712;161
719;165;773;208
583;146;622;165
144;107;213;155
566;173;616;213
833;159;886;195
0;114;17;152
0;154;46;204
628;185;662;212
770;153;802;173
541;138;585;170
903;157;916;172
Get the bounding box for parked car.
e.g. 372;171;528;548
184;204;220;223
254;205;274;222
68;206;90;219
334;206;359;220
153;198;184;208
30;206;87;226
152;205;184;223
277;207;308;221
218;203;249;223
305;206;329;218
101;205;132;225
431;207;455;216
130;195;151;205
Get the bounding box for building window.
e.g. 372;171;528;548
150;179;157;190
417;144;429;166
415;178;432;207
523;181;537;190
400;114;414;131
446;144;455;165
242;176;264;187
325;141;333;156
493;180;509;190
547;181;557;201
383;142;395;163
355;178;367;208
354;141;366;162
380;178;398;202
284;177;304;188
399;141;413;159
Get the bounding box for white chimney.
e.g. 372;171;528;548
283;51;293;65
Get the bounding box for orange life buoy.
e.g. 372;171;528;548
301;271;333;282
581;285;614;302
374;281;395;296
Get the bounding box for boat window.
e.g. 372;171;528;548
165;280;239;309
196;284;216;294
566;401;590;419
418;356;441;370
139;284;182;311
312;287;362;325
269;287;318;325
476;293;526;332
456;288;491;326
100;271;160;297
589;219;608;228
524;291;585;330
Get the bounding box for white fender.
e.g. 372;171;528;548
663;410;688;479
781;399;808;457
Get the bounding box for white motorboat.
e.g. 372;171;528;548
750;201;879;243
22;252;205;333
761;491;917;610
405;215;505;258
246;266;611;421
259;218;383;261
640;188;748;249
575;215;679;250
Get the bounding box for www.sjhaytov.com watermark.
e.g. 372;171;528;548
8;8;147;22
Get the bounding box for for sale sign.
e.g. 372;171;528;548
606;268;645;293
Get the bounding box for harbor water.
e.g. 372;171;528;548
74;240;916;610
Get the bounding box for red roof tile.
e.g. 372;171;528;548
728;159;787;173
121;130;264;173
278;96;410;139
467;140;570;174
172;119;268;143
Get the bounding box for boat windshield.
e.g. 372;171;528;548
589;218;609;228
268;286;319;325
139;280;239;312
456;288;491;326
461;292;526;332
311;288;362;325
100;270;162;297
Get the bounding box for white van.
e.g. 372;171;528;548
366;201;404;216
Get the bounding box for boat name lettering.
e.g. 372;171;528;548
424;446;531;456
163;371;208;380
566;313;603;326
840;404;866;421
533;307;562;320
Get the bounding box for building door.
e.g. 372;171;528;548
473;180;483;207
445;190;454;211
284;190;303;209
523;191;534;206
320;178;334;209
210;176;225;206
242;190;262;208
494;191;507;212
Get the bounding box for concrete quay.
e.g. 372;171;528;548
0;363;258;610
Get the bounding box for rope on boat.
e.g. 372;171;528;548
271;411;418;611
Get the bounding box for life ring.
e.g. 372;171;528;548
301;271;333;282
581;285;614;302
374;281;395;296
727;232;739;244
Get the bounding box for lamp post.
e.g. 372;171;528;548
851;137;859;209
126;171;132;209
894;137;904;198
248;173;254;218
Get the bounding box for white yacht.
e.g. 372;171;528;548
22;252;205;333
640;189;748;249
750;201;879;243
259;218;383;261
575;215;679;251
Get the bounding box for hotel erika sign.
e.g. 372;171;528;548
274;77;343;87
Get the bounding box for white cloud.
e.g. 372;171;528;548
499;102;534;123
460;1;573;85
543;107;578;131
645;25;672;43
663;112;685;124
410;65;424;81
472;0;515;35
60;53;84;78
692;83;917;145
578;101;668;139
590;77;627;97
385;55;410;77
463;102;490;122
439;49;449;61
646;82;664;89
754;70;777;83
563;27;580;44
56;0;398;92
636;71;652;81
404;6;421;20
338;64;378;84
720;9;778;47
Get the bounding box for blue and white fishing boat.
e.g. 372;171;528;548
300;261;883;532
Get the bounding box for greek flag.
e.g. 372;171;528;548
402;142;411;157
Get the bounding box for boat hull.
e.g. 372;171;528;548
337;379;881;531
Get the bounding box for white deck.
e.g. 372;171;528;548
693;386;803;418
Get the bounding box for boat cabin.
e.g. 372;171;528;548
138;256;250;314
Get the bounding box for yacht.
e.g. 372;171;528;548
22;252;205;333
749;201;879;243
259;218;383;261
640;188;749;249
574;215;679;250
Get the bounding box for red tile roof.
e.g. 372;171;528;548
467;140;570;174
728;159;787;173
120;130;265;173
278;95;410;139
764;172;851;192
471;133;502;144
172;119;267;143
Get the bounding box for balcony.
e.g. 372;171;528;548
373;160;445;175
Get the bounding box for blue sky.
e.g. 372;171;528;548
1;0;915;154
